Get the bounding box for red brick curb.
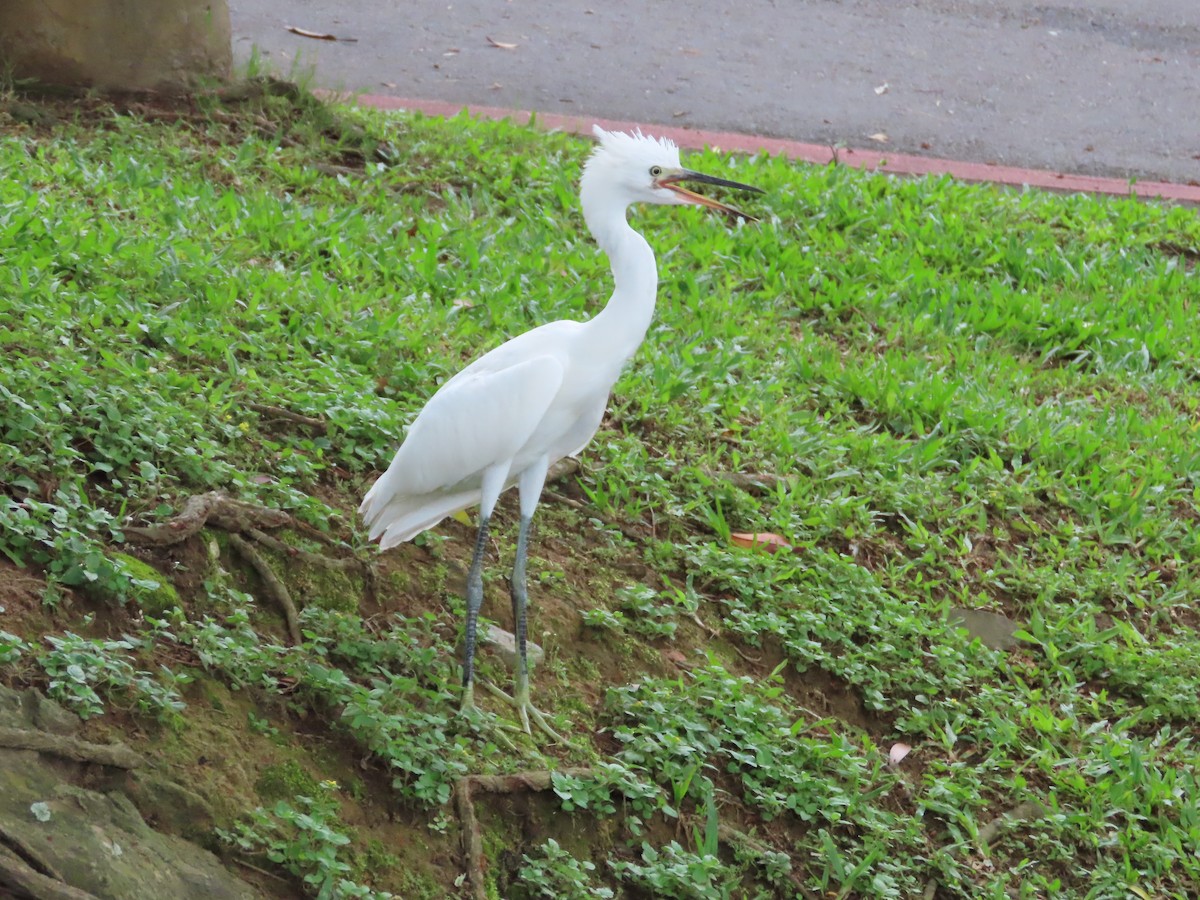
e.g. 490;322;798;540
337;93;1200;206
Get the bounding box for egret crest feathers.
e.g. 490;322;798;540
587;125;682;173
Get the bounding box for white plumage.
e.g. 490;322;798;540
359;125;761;735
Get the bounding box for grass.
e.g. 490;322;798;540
1;87;1199;898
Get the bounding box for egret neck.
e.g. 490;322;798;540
580;177;659;368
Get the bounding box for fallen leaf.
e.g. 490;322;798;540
380;81;397;89
888;742;912;767
731;532;793;553
868;132;889;143
285;25;357;42
487;36;518;49
664;649;687;666
874;82;889;95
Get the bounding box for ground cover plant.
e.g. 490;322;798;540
1;85;1199;898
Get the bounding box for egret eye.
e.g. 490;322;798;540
649;165;663;178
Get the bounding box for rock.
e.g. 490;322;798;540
125;773;217;841
0;685;81;736
86;552;180;616
0;686;260;899
6;101;57;124
464;622;545;672
947;607;1021;651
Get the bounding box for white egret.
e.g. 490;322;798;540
360;125;762;737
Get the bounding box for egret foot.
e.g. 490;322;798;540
479;679;570;746
458;683;525;750
459;681;476;714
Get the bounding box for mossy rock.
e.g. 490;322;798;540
88;551;180;615
0;687;257;899
294;562;360;613
126;772;217;842
255;759;320;803
270;531;362;614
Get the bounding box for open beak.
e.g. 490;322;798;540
657;169;764;221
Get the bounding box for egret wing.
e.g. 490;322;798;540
385;354;565;497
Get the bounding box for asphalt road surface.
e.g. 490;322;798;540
230;0;1200;184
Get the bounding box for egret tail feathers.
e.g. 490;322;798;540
366;489;481;549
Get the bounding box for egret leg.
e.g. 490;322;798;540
458;464;510;715
507;512;569;744
474;455;568;743
459;515;492;713
510;513;534;729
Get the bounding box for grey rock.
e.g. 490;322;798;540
468;621;545;672
948;607;1022;651
0;687;260;900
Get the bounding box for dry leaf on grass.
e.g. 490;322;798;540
731;532;794;553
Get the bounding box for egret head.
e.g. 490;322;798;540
584;125;762;219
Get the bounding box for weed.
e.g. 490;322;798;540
39;629;187;723
2;95;1199;897
217;788;392;899
517;839;614;899
609;841;737;899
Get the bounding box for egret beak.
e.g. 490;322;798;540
657;169;764;220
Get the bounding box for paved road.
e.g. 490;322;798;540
230;0;1199;184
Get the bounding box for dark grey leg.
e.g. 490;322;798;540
460;515;491;710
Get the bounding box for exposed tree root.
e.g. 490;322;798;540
542;489;586;511
731;643;763;664
243;526;361;573
0;842;99;900
546;456;580;483
124;490;375;622
455;767;595;900
246;402;328;433
230;856;292;884
703;470;793;495
123;492;289;547
0;727;143;769
227;534;302;645
542;457;588;509
540;457;587;508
